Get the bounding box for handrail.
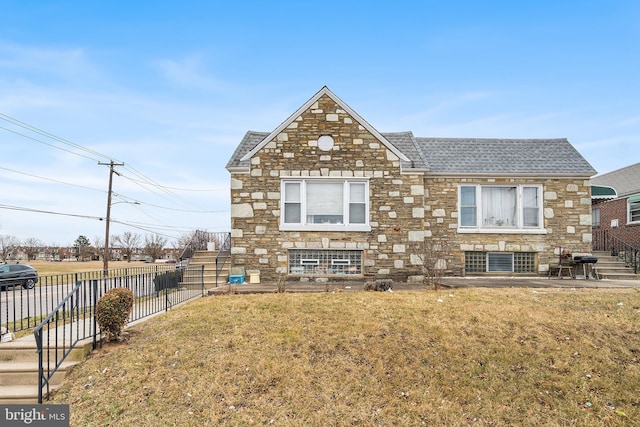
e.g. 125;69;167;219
34;280;90;403
215;233;231;287
592;229;639;274
33;265;206;402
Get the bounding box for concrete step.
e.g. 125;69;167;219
0;361;77;386
0;385;42;404
589;252;639;279
0;340;92;363
0;339;93;403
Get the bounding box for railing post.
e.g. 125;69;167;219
201;265;205;296
92;279;98;349
36;328;43;403
165;273;169;312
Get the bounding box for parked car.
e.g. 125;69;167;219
0;263;38;290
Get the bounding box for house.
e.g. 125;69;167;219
226;87;596;282
591;162;640;247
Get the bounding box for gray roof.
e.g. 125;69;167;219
227;132;596;176
413;137;596;176
381;132;428;170
591;162;640;197
226;88;595;177
226;131;269;170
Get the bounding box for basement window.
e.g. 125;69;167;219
289;249;362;275
465;252;536;273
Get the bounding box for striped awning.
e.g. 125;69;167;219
591;185;617;199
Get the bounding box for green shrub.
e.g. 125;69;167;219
96;288;134;342
153;270;183;293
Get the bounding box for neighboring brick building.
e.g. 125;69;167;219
592;163;640;246
226;87;597;282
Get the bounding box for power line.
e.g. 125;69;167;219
0;165;105;193
0;113;112;161
0;125;101;162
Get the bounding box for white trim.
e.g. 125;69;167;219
280;177;371;232
627;196;640;224
239;86;410;162
457;184;545;232
458;228;548;235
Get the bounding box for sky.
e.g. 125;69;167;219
0;0;639;247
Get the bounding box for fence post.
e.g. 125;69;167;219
165;273;169;312
91;279;98;349
201;265;205;295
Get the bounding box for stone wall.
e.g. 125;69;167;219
230;94;425;281
418;177;593;277
230;95;593;281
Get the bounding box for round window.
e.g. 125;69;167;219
317;135;334;151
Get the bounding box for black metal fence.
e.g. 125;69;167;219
1;264;204;335
0;264;205;402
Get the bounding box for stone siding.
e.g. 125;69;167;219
421;177;593;275
230;95;593;280
231;94;425;281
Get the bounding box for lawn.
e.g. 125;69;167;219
51;287;640;426
24;260;154;276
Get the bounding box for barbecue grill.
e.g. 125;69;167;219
572;255;598;279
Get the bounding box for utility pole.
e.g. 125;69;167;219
99;160;124;276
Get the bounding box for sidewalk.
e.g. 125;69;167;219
208;276;640;295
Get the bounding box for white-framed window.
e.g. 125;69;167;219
628;195;640;224
281;178;370;231
458;184;544;233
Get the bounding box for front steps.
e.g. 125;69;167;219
0;339;93;403
182;250;230;289
592;251;640;280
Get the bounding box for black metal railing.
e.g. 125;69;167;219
29;264;204;402
215;233;232;287
179;230;231;261
593;229;639;274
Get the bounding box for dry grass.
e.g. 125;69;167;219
51;288;640;426
23;260;151;275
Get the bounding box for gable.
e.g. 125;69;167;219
237;86;409;164
227;87;597;178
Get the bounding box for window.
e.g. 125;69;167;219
289;249;362;275
628;195;640;223
281;179;370;231
592;207;601;226
458;185;543;232
465;252;536;273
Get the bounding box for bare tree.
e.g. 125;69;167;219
0;234;20;261
413;237;450;290
21;237;43;261
144;234;168;262
93;235;105;260
113;232;142;262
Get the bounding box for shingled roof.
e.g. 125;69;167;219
414;137;596;176
591;162;640;197
226;88;596;177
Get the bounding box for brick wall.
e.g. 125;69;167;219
593;198;640;245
